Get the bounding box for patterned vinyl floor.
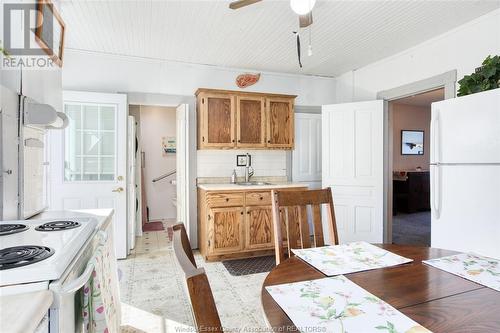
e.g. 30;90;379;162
118;220;268;333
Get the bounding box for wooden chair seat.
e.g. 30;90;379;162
271;188;339;265
172;223;223;332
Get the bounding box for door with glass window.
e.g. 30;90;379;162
49;91;128;259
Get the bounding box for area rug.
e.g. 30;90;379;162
222;256;275;276
143;221;165;232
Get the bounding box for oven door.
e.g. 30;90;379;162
48;230;107;333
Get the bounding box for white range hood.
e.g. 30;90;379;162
23;97;68;130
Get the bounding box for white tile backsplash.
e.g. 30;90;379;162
197;150;287;178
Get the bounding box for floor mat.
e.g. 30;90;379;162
143;221;165;232
222;256;275;276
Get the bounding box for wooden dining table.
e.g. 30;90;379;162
261;244;500;332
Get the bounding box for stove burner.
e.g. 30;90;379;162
35;221;81;232
0;224;29;236
0;245;55;270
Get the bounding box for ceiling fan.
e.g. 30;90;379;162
229;0;315;28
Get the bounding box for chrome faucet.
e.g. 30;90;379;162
244;153;254;182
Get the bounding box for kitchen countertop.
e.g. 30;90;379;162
0;290;53;333
197;182;308;191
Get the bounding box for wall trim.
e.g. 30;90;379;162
377;70;457;101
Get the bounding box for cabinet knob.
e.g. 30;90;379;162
226;198;229;202
247;211;250;215
240;211;244;215
259;197;263;200
232;139;235;142
267;140;271;143
238;140;241;142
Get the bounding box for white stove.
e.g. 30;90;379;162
0;211;115;333
0;217;98;286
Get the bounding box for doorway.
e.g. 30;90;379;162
389;89;444;246
128;104;178;236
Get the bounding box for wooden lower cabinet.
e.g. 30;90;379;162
198;187;306;261
208;207;243;254
245;205;273;250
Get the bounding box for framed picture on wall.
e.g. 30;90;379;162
401;130;424;155
35;0;66;67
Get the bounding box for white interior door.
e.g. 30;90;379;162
292;113;322;189
176;104;190;239
322;100;384;244
49;91;128;259
127;116;136;252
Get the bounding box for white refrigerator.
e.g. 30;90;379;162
430;88;500;259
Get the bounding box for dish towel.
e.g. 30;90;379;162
82;236;121;333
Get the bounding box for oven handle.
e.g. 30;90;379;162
60;230;107;295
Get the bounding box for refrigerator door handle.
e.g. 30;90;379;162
432;165;441;219
431;111;440;164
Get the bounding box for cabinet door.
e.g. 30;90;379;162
201;93;235;147
245;205;274;250
208;207;243;254
266;97;294;149
236;96;265;148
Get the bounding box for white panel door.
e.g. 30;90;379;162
127;116;136;252
176;104;190;238
322;100;384;243
49;91;128;259
292;113;322;185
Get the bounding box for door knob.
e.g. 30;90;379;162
112;187;124;193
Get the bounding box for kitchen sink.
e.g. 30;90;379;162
236;182;272;186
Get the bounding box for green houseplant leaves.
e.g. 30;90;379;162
457;55;500;96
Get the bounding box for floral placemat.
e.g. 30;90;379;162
423;253;500;292
266;275;431;333
291;241;412;276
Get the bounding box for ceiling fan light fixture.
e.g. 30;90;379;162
290;0;316;15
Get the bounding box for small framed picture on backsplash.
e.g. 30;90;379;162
236;154;251;167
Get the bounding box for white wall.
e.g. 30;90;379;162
62;49;336;106
138;105;177;220
392;103;431;171
197;150;286;179
335;9;500;102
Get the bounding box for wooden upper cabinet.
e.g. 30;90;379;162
196;88;296;150
200;92;235;148
266;97;294;149
236;96;265;148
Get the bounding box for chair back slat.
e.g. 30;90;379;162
312;204;324;247
298;206;311;248
173;223;224;332
271;188;339;265
172;223;196;268
272;199;285;264
186;272;223;333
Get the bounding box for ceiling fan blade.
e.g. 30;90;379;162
229;0;262;10
299;12;313;28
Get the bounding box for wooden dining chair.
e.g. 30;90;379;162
271;188;339;265
172;223;223;332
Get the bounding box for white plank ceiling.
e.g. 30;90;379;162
60;0;500;77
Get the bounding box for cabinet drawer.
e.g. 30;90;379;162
245;191;272;206
206;192;244;207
